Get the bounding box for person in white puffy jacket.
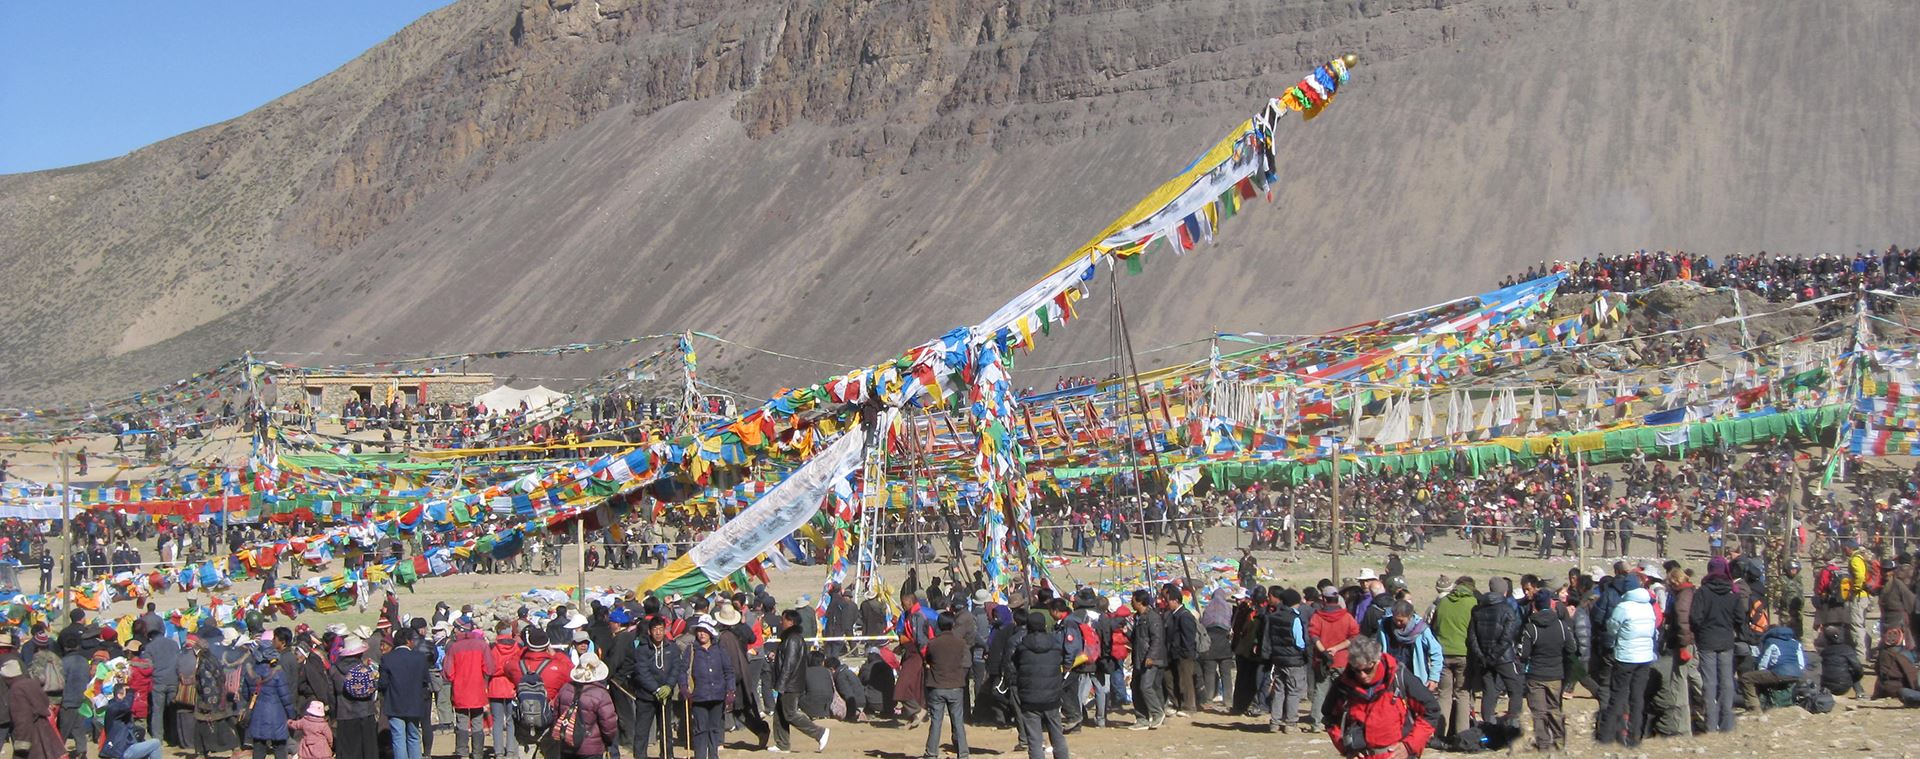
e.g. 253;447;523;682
1597;587;1657;746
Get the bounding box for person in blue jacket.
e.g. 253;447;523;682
1738;625;1805;707
100;685;162;759
680;622;736;759
242;647;297;759
1379;600;1444;695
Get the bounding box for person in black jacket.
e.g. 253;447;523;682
1517;590;1576;751
605;608;640;757
1262;588;1310;733
380;629;434;759
1128;590;1168;730
1012;612;1068;759
770;610;829;753
631;617;678;759
1228;587;1269;717
1162;584;1201;716
1689;567;1745;733
1817;624;1864;696
1467;577;1525;726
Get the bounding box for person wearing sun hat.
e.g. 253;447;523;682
330;634;380;759
552;652;619;758
289;701;334;759
681;622;736;759
7;655;63;759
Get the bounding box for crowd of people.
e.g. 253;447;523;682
2;533;1913;759
1497;246;1920;301
269;390;690;455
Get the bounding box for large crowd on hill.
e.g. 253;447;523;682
1497;246;1920;300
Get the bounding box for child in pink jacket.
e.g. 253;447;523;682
288;700;334;759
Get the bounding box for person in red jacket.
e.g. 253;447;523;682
484;624;524;759
1322;638;1439;759
124;639;154;724
1307;593;1361;732
444;620;495;759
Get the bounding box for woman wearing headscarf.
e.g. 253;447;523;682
1197;588;1236;708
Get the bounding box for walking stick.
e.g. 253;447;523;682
659;700;671;759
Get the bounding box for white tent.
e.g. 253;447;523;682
521;386;569;412
473;386;528;412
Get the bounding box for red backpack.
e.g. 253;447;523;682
1107;624;1131;662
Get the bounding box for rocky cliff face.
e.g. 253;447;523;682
4;0;1919;402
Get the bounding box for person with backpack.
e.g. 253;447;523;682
1737;625;1805;708
1011;611;1068;759
1517;589;1577;751
240;648;295;759
329;635;380;759
1320;637;1439;759
1690;558;1744;733
512;629;570;759
1059;590;1105;731
1467;577;1524;727
192;631;245;759
550;652;618;759
1262;588;1310;733
1848;543;1880;661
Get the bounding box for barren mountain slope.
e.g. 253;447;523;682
3;0;1917;402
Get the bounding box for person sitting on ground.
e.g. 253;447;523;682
1871;627;1920;706
1738;624;1805;709
1816;624;1864;697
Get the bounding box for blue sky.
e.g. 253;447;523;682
0;1;453;175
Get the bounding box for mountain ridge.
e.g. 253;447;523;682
4;0;1918;403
